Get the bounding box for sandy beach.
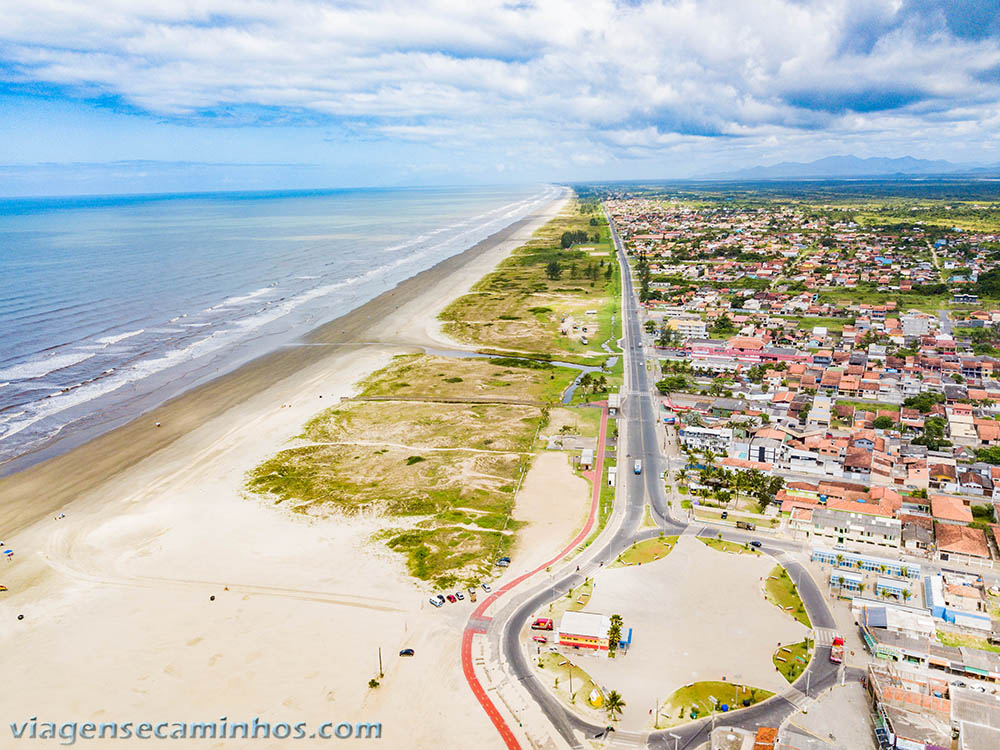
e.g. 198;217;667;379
0;191;583;748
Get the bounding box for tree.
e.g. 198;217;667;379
903;391;945;413
873;415;895;430
902;588;912;603
608;614;623;652
977;446;1000;465
545;260;562;280
711;314;736;335
656;375;691;394
912;416;950;450
604;690;626;720
644;320;657;333
561;230;589;248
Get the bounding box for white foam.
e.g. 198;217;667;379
0;352;95;381
97;329;145;346
206;287;272;311
0;185;562;452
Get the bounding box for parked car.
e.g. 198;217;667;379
436;594;446;604
496;557;511;567
531;618;554;631
720;511;728;520
446;594;457;603
750;540;762;548
481;583;492;592
429;597;443;608
532;635;548;644
399;648;415;657
455;591;464;601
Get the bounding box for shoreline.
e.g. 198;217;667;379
0;189;570;535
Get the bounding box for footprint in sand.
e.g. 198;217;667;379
186;637;203;647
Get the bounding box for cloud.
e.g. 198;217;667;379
1;0;1000;176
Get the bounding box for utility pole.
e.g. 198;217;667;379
378;647;383;678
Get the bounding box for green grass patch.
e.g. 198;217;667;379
612;536;678;567
405;455;426;465
764;565;812;628
661;681;773;724
699;537;760;555
773;640;812;683
936;629;1000;654
538;653;602;708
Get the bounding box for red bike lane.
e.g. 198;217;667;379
460;402;608;749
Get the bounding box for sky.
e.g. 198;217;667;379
2;0;1000;195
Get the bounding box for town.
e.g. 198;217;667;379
600;189;1000;749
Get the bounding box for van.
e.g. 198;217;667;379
634;460;642;475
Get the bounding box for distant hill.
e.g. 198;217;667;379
703;155;1000;180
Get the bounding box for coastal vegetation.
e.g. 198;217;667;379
440;200;622;363
247;195;619;588
246;364;568;587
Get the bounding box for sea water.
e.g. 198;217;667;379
0;184;561;471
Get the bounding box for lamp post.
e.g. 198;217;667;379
669;731;681;750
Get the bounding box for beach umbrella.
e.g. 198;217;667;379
3;549;13;556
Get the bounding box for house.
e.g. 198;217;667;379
935;524;991;560
900;514;934;553
931;494;973;526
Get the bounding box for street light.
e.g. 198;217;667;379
669;731;681;750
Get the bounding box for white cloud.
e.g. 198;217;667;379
1;0;1000;174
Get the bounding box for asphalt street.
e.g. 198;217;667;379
491;209;848;750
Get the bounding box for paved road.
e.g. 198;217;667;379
489;209;846;749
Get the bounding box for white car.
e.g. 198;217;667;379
429;597;443;608
481;583;492;592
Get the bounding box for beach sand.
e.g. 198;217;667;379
0;191;587;748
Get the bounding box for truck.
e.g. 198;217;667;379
736;520;756;531
531;618;554;631
830;635;845;664
634;460;642;475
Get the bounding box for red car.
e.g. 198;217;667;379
446;594;457;603
532;635;548;644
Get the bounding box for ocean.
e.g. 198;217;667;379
0;184;561;472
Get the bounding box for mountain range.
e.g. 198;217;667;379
702;155;1000;180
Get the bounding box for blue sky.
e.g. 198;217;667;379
2;0;1000;195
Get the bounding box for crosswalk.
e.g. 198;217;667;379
812;627;840;646
604;729;647;748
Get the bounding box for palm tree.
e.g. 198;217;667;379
605;690;626;720
902;588;912;603
858;582;866;597
835;553;845;568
